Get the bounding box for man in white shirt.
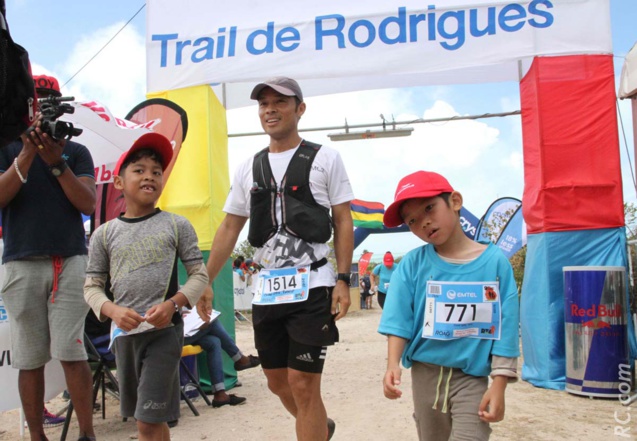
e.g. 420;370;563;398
198;77;354;441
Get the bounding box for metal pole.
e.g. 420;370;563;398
228;110;521;138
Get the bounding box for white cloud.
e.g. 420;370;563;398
57;22;147;118
227;91;511;255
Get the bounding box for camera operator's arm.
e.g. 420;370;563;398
32;127;96;215
0;131;39;208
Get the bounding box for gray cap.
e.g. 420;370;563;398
250;77;303;101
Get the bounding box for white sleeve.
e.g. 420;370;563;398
223;156;253;217
325;148;354;206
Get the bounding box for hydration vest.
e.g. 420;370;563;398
248;140;333;248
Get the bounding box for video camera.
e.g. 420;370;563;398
32;96;83;141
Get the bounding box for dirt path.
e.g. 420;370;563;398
0;303;626;440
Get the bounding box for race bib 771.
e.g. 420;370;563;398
422;280;501;341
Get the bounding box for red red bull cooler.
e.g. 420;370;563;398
563;266;628;397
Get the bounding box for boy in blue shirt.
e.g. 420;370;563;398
84;133;209;441
378;171;519;441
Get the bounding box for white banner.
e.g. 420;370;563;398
147;0;612;103
64;101;162;184
233;271;253;311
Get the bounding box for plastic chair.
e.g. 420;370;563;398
180;345;212;415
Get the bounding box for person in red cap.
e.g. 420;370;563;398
377;171;520;441
0;74;97;441
199;77;354;441
84;133;209;441
372;251;399;309
33;74;62;98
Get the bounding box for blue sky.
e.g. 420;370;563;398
5;0;637;260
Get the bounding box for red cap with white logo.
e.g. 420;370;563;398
384;171;454;228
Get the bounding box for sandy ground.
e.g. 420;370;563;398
0;300;629;440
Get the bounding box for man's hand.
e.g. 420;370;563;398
196;285;214;323
29;124;65;166
331;281;351;320
145;301;176;329
102;303;144;332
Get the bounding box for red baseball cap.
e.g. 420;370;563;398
114;132;174;176
384;171;454;227
383;252;394;266
33;74;62;98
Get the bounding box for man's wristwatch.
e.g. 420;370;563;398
336;273;351;286
49;160;68;177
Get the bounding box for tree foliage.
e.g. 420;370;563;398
509;245;526;292
231;239;257;261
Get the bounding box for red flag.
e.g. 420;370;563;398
359;252;373;275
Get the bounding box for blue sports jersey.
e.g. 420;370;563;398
372;262;398;293
378;243;519;377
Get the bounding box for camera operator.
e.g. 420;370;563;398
0;74;96;441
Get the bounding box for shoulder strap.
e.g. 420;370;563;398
252;146;272;188
284;140;321;187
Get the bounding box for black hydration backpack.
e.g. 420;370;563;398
0;0;36;148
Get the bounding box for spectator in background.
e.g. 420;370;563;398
233;257;246;282
183;310;260;407
372;252;399;309
0;75;97;441
360;271;373;310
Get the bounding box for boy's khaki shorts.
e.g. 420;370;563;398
411;361;492;441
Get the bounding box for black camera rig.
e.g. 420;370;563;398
30;96;83;141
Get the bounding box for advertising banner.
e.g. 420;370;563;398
146;0;612;106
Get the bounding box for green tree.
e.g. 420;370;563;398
625;202;637;240
232;239;257;261
509;245;526;292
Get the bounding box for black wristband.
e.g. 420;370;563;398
337;273;351;286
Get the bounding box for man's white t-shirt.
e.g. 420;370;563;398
223;142;354;289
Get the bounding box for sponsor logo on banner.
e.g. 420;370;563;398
0;294;7;323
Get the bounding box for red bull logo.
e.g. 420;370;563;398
570;303;622;318
581;319;612;330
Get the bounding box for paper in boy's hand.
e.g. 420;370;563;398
183;309;221;337
108;320;156;349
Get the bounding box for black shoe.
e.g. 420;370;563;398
234;354;261;371
327;418;336;440
168;419;178;428
212;394;247;408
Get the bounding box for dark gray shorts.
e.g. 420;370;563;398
112;323;183;424
1;256;89;369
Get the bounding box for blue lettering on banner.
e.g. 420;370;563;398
0;305;7;322
0;350;10;367
152;1;555;67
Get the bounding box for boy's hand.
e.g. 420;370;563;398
196;285;214;323
104;304;144;332
383;366;403;399
478;376;507;422
145;301;175;329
